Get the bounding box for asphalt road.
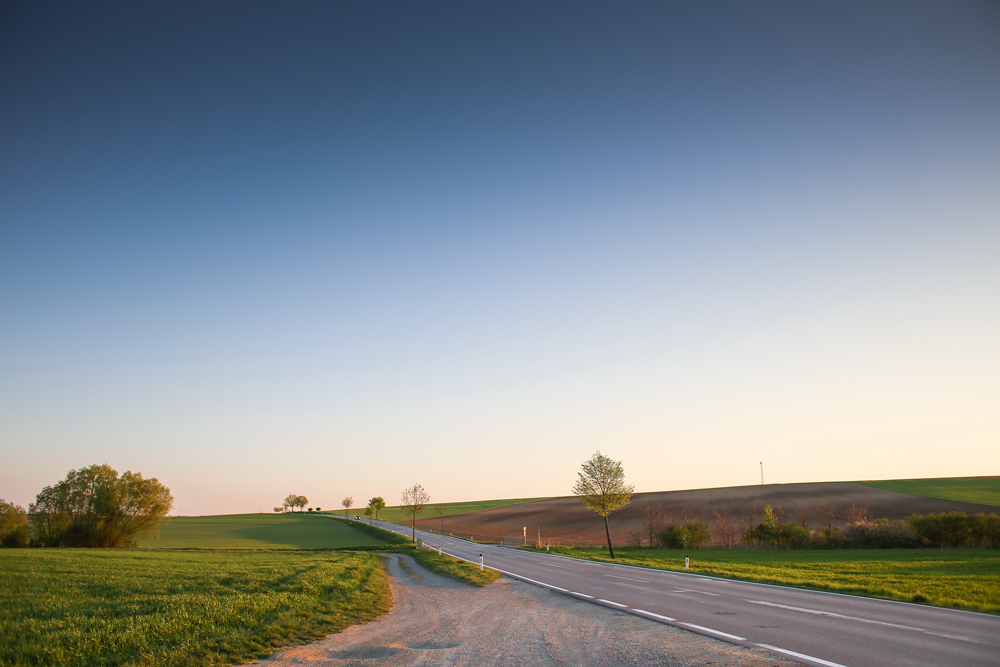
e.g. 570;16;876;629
353;517;1000;667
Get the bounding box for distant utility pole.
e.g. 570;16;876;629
760;461;764;485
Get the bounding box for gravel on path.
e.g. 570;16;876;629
248;553;798;667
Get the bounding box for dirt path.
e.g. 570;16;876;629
248;554;795;667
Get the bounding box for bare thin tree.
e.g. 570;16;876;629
434;504;446;533
342;496;354;518
816;502;838;531
401;483;430;542
640;502;665;548
713;509;733;548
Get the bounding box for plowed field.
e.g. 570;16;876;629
411;481;1000;546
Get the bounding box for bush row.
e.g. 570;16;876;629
655;508;1000;550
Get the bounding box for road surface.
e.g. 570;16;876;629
348;517;1000;667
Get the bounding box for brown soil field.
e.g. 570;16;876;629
412;482;1000;547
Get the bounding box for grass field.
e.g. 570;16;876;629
0;549;391;666
860;476;1000;507
343;496;552;524
544;546;1000;614
142;513;394;549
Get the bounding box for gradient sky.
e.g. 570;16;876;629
2;1;998;515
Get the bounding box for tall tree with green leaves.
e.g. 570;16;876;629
29;464;172;548
0;499;29;547
368;496;385;521
571;451;634;558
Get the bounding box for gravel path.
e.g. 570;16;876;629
248;554;797;667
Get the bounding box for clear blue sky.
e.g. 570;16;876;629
2;1;998;515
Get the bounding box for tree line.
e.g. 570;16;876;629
633;502;1000;550
0;464;172;548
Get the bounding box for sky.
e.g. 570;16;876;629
1;1;998;515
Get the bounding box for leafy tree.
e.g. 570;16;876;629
0;499;29;548
273;507;283;513
29;464;172;548
295;495;308;512
400;483;429;542
284;494;298;512
364;505;373;523
369;496;385;521
342;496;353;517
571;451;633;558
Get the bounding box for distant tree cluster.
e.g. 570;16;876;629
0;464;173;549
282;494;309;512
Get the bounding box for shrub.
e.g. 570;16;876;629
658;519;712;549
909;512;1000;548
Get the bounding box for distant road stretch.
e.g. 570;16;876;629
345;517;1000;667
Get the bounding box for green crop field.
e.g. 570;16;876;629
0;549;391;667
860;476;1000;507
545;546;1000;614
343;496;552;524
141;512;393;549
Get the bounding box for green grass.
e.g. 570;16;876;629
411;548;501;587
0;549;392;666
347;496;552;524
141;513;393;549
543;546;1000;614
860;476;1000;507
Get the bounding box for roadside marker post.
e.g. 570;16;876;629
480;554;484;571
685;556;690;570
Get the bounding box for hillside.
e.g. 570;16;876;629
407;479;1000;546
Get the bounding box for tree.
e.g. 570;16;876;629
434;504;447;533
28;464;172;548
284;494;298;513
295;495;308;512
571;451;634;558
369;496;385;521
0;499;29;548
400;483;429;542
364;505;373;523
342;496;353;517
273;507;283;513
640;502;664;547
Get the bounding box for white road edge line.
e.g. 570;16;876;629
756;643;848;667
605;574;651;583
597;599;628;607
680;623;746;641
632;609;676;621
570;592;594;598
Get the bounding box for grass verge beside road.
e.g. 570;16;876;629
0;549;391;667
860;476;1000;507
543;546;1000;614
411;548;501;586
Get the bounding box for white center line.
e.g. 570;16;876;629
605;574;651;583
680;623;746;641
633;609;676;621
598;599;628;607
756;644;848;667
746;600;977;643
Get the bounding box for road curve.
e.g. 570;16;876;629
348;517;1000;667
